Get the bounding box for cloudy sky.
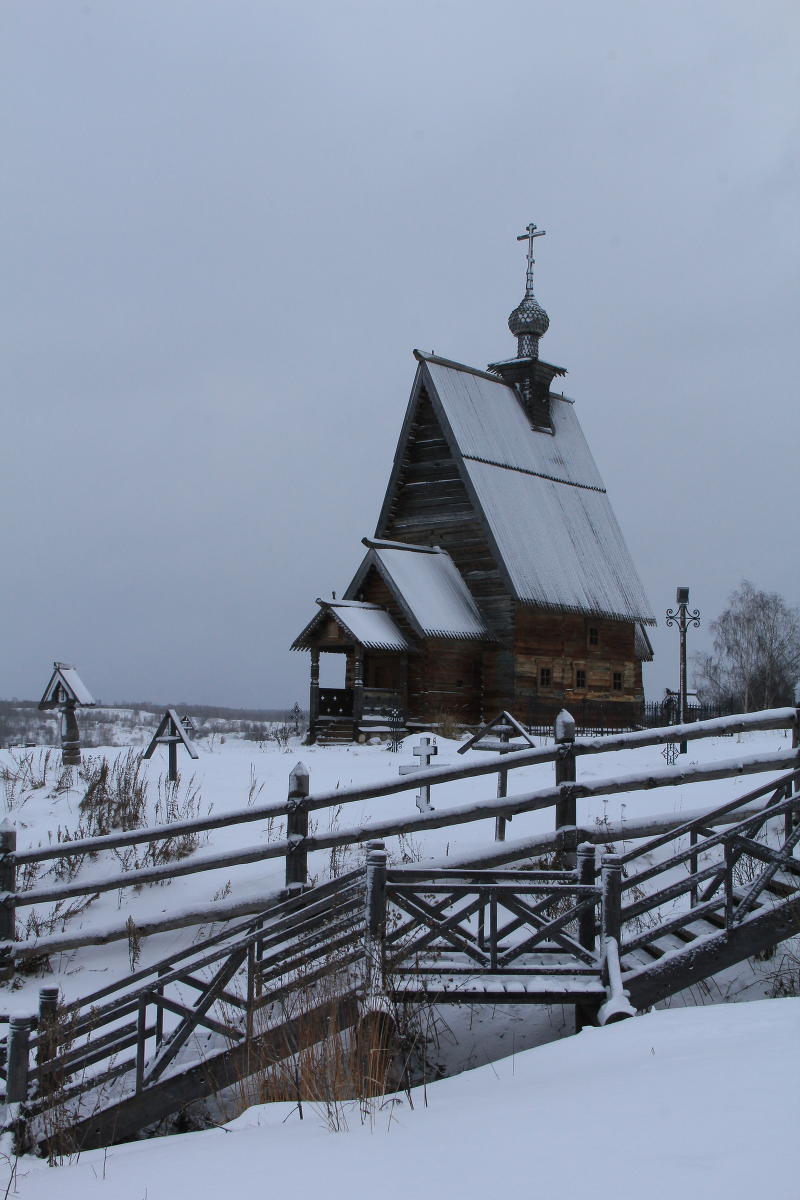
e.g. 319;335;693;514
2;0;798;709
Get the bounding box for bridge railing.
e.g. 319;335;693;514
2;869;367;1133
382;866;600;976
613;769;800;961
1;708;798;971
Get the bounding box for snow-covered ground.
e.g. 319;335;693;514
7;997;798;1199
1;731;795;995
1;727;796;1067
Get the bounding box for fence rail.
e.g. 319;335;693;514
3;762;800;1149
0;707;797;972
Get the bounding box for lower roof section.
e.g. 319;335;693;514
346;539;491;641
291;599;409;652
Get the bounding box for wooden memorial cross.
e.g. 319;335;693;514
38;662;96;767
399;734;438;813
143;709;199;782
458;711;536;842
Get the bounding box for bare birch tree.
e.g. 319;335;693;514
694;580;800;711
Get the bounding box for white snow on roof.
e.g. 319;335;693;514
426;360;604;488
462;459;655;623
423;360;655;624
328;602;409;650
371;545;488;639
58;667;95;705
40;663;95;706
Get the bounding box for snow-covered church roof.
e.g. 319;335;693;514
291;599;409;652
376;352;656;627
346;540;490;641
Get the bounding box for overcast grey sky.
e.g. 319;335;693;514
2;0;798;708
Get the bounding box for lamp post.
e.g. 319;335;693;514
665;587;701;754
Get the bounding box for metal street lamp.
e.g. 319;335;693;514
665;587;701;754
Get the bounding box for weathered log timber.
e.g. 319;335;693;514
292;229;654;741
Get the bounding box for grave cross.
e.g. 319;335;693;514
398;735;438;813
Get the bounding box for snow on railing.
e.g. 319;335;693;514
0;707;797;969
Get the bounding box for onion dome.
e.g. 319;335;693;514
510;221;549;358
508;294;550;358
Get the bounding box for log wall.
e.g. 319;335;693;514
514;607;643;711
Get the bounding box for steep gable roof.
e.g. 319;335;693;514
376;352;655;626
291;599;409;651
346;540;490;641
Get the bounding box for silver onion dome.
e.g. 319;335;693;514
508;295;550;357
510;222;550;358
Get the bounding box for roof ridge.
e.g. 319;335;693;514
364;537;442;555
461;454;607;494
413;350;509;385
316;598;384;610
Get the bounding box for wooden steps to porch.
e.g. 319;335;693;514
315;717;355;745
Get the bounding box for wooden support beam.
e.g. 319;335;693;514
285;762;310;887
0;822;16;983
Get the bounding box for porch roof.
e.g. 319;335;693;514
346;540;491;641
291;599;410;652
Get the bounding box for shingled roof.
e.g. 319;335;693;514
291;599;409;652
345;539;491;641
376;352;656;627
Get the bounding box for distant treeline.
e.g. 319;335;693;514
0;698;302;721
0;699;306;749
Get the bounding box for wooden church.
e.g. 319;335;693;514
292;224;655;742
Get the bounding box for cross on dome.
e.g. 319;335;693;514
517;222;546;297
508;219;550;359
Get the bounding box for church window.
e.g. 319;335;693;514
575;668;586;688
613;671;623;691
540;667;551;687
588;627;599;646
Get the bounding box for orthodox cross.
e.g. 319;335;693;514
399;735;438;813
143;709;199;782
517;221;546;295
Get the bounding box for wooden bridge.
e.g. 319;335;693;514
3;760;799;1152
1;707;800;1152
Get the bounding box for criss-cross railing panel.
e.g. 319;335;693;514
23;871;366;1120
384;871;601;977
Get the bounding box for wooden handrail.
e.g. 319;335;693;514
11;747;800;910
11;707;798;867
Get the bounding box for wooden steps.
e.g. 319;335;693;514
315;718;355;745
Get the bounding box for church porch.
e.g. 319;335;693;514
290;599;411;744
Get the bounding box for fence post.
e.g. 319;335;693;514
364;841;387;1002
554;710;577;868
37;987;60;1097
575;842;599;1032
0;822;17;983
724;842;734;928
6;1016;32;1104
577;842;597;953
600;854;623;949
285;762;310;888
365;841;387;942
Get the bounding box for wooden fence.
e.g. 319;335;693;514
3;766;800;1150
0;707;797;974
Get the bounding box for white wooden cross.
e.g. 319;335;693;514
399;735;438;813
